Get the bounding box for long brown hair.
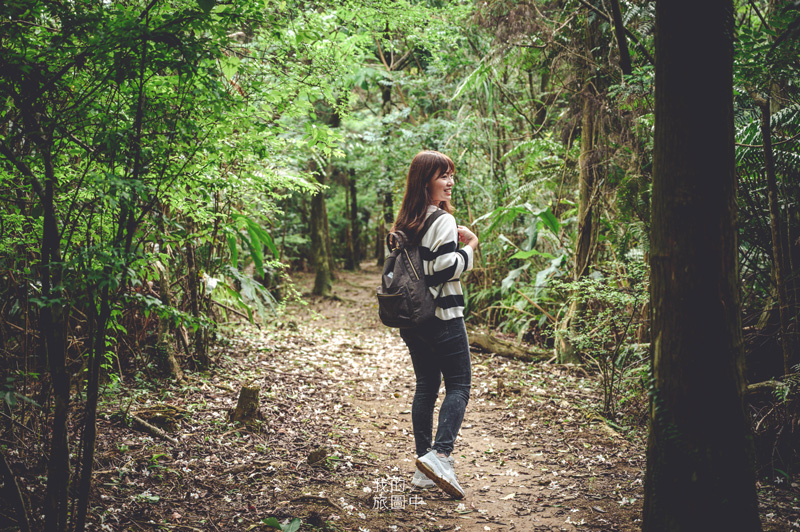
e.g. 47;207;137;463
392;150;455;242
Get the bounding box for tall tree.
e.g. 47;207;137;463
344;168;361;270
309;101;343;296
643;0;761;530
309;156;333;296
752;95;798;376
556;8;603;364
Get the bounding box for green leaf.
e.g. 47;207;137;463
509;248;555;260
14;393;41;408
2;391;16;407
522;222;538;251
533;207;560;234
497;233;519;250
234;214;278;258
220;285;254;322
262;517;282;530
534;255;564;296
283;518;301;532
240;230;264;276
501;264;530;294
224;265;276;319
197;0;214;14
219;56;240;79
450;60;488;101
227;233;238;268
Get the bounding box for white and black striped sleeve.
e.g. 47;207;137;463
421;215;473;283
419;212;474;319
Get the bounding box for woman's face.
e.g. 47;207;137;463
427;170;454;205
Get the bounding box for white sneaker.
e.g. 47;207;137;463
411;467;436;489
415;450;466;499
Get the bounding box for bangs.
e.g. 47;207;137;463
429;151;455;178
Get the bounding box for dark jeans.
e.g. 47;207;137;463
400;317;471;457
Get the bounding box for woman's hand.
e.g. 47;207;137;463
457;225;479;250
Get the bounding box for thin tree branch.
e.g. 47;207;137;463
0;141;45;201
736;130;800;148
747;0;770;31
575;0;654;65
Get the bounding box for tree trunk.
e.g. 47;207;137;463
185;220;209;365
382;192;394;249
534;68;550;126
376;83;394;268
344;181;354;270
40;147;71;532
310;158;333;296
157;209;183;381
468;330;550;362
643;1;761;530
323;162;336;274
788;207;800;357
574;97;598;281
73;291;111;532
375;197;385;266
609;0;632;76
754;97;797;376
309;102;340;292
346;170;360;270
556;78;597;364
755;97;798;375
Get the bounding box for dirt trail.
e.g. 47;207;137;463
88;264;796;531
268;264;645;532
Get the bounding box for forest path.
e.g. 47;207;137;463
91;263;645;531
249;263;646;532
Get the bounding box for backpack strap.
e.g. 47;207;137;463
386;231;408;252
416;209;447;243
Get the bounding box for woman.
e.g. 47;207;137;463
392;150;479;499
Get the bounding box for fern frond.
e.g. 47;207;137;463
514;176;556;199
775;150;800;176
771;104;800;131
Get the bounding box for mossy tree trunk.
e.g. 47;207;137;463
344;169;361;270
556;13;600;365
156;206;184;381
752;96;798;376
309;101;342;295
309;156;333;297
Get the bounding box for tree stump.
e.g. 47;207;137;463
230;382;261;423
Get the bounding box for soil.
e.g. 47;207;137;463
42;263;799;531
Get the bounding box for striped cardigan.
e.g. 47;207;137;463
420;205;474;320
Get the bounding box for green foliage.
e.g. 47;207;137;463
551;258;650;418
1;374;41;409
735;4;800;93
0;0;361;349
468;199;570;337
262;517;301;532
